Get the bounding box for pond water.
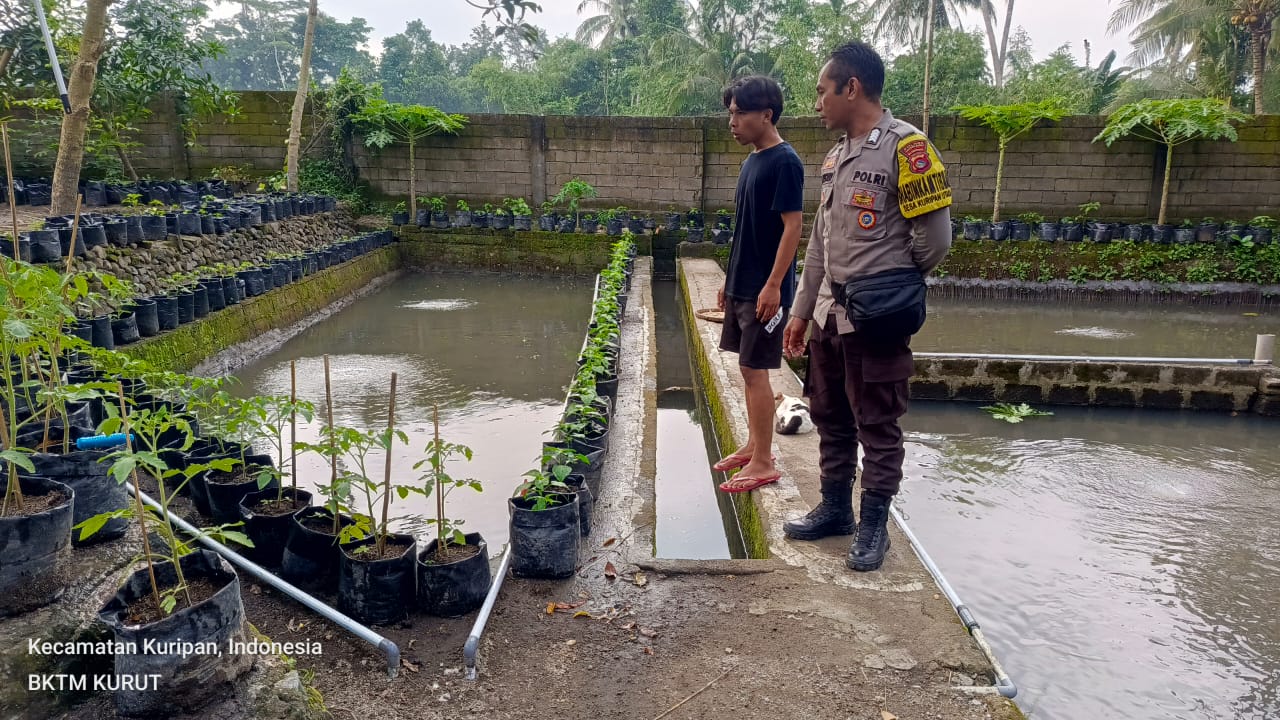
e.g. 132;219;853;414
652;278;746;559
231;272;592;552
918;299;1276;358
898;403;1280;720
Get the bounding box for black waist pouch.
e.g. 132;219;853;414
835;268;927;340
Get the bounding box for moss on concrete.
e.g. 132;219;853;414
676;264;771;560
397;227;653;274
122;247;399;372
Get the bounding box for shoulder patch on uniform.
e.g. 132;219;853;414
896;134;952;219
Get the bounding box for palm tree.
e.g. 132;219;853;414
647;0;756;115
1230;0;1279;113
980;0;1015;89
873;0;988;49
1110;0;1279;113
575;0;640;47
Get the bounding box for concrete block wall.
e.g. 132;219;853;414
354;114;536;205
909;357;1280;416
17;91;1279;222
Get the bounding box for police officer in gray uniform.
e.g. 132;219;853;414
782;42;953;572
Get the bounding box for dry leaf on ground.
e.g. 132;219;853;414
604;562;617;579
602;537;617;548
881;711;897;720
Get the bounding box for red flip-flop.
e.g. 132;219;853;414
713;453;776;472
718;471;782;494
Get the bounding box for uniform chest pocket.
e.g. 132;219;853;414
843;181;890;241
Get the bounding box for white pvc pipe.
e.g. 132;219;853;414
917;352;1253;366
129;487;402;678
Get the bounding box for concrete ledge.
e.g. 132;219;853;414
906;357;1279;415
396;226;654;274
678;258;1019;712
122;245;400;372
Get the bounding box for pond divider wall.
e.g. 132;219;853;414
395;226;651;274
123;245;400;372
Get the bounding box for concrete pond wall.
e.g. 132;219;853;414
101;220;1276;416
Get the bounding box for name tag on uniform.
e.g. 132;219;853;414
847;187;885;211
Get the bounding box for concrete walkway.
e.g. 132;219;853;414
678;257;1021;711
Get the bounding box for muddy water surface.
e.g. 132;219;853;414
899;403;1280;720
232;272;592;551
919;299;1275;357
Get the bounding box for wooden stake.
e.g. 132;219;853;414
63;195;82;275
290;360;297;494
378;373;397;556
2;124;19;263
434;403;444;559
323;354;338;535
118;383;163;613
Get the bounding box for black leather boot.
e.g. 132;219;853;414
847;491;891;572
783;476;855;540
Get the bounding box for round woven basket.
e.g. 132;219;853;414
694;308;725;323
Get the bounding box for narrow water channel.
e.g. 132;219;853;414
919;298;1275;358
652;278;746;559
898;403;1280;720
231;272;592;551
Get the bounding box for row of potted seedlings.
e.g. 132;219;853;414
394;197;736;242
0;250;487;714
0;192;337;264
64;230;395;352
958;206;1277;245
507;234;636;578
0;177;239;207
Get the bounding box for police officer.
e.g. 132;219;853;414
782;42;953;572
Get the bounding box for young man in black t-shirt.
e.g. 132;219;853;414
714;75;805;493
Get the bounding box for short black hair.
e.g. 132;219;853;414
826;42;884;100
722;75;785;125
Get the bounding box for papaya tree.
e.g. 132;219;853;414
1094;98;1247;226
350;99;466;219
953;99;1068;223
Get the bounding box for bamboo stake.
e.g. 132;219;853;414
63;195;82;275
0;406;20;515
2;124;19;263
434;403;444;559
118;383;163;613
323;354;338;535
378;373;397;557
289;360;297;495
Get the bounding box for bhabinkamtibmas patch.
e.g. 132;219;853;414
896;135;952;219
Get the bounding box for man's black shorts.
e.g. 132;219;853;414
719;298;788;370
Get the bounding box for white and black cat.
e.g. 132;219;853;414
774;393;814;435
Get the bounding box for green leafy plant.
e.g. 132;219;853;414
410;407;481;559
1249;215;1277;230
350;99;467;219
122;193;142;208
551;178;598;217
504;197;532;216
427;196;447;214
456;199;470;213
954;100;1069;222
1017;212;1045;225
981;403;1054;423
1095;99;1248;226
515;446;579;511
